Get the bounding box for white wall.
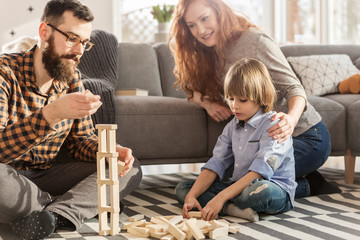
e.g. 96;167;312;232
0;0;117;48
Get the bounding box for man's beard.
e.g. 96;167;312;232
42;36;80;83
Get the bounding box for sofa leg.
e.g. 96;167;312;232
344;149;355;184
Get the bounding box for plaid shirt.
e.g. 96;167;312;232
0;45;98;170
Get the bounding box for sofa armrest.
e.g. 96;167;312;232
82;78;115;125
307;95;346;154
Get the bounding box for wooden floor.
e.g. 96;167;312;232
141;156;360;175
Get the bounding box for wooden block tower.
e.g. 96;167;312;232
96;124;120;236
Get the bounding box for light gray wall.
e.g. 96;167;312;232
0;0;117;48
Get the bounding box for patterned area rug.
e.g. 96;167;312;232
1;168;360;240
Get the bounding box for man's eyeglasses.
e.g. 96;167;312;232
47;23;94;51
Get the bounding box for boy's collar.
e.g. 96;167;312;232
235;108;264;129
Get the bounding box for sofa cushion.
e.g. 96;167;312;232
324;94;360;155
307;96;346;155
115;96;207;162
153;42;186;98
348;100;360;155
117;43;163;96
287;54;360;96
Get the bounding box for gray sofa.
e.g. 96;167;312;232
79;30;360;184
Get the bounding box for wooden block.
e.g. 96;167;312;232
188;211;202;219
159;217;186;240
209;226;228;239
160;234;175;240
123;220;146;230
217;219;231;226
129;214;145;222
163;215;178;220
185;220;205;240
118;161;125;176
146;224;167;233
151;217;169;225
150;231;168;239
127;227;150;238
229;224;241;234
168;215;183;225
195;219;209;229
96;124;118;130
209;220;228;230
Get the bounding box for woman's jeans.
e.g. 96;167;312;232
175;178;293;215
293;120;331;198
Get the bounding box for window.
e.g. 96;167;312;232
119;0;360;44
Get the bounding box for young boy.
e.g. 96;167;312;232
175;58;297;222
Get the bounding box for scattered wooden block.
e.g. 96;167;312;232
209;219;228;230
209;226;229;239
159;217;186;240
185;219;205;240
150;231;168;239
125;214;239;240
147;224;168;233
168;215;183;225
123;220;146;230
188;211;202;219
128;214;144;222
127;226;150;238
229;224;241;234
161;234;176;240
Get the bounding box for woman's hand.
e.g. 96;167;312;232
182;195;203;219
202;101;233;122
268;112;297;143
201;196;225;221
191;91;233;122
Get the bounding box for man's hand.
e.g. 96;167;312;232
116;145;134;177
43;92;102;127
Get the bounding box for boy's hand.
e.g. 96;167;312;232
182;195;202;219
201;196;225;221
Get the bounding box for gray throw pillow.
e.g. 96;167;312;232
354;57;360;70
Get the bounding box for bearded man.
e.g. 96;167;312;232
0;1;142;239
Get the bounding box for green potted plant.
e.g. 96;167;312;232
151;4;175;23
151;4;175;42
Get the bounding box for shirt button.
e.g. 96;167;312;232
239;146;242;150
245;129;247;132
235;164;239;167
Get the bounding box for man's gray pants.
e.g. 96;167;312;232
0;159;142;230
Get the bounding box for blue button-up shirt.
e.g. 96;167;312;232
202;109;297;205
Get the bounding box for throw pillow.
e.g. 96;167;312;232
355;57;360;70
287;54;360;96
338;74;360;94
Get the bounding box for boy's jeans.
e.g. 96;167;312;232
175;178;292;215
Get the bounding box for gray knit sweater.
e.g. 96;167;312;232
219;28;321;137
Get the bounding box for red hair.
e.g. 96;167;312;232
169;0;256;103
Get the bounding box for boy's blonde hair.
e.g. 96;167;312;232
224;58;276;112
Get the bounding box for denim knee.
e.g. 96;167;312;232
175;180;195;204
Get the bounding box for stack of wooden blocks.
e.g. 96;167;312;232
96;124;124;236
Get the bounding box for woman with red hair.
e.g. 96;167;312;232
170;0;340;215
